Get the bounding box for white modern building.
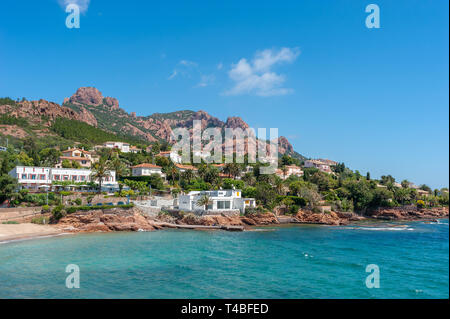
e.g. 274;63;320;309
131;163;165;177
9;166;118;192
178;189;256;214
97;141;131;153
157;151;182;164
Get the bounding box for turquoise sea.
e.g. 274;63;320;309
0;219;448;299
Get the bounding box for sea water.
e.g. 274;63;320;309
0;219;448;298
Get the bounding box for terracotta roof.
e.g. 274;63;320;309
175;164;198;170
212;163;225;167
158;151;172;155
131;163;162;169
63;148;91;154
60;156;91;161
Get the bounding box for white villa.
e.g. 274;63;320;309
276;165;304;179
96;141;131;153
57;147;96;168
157;151;182;164
9;166;118;192
304;159;334;174
178;189;256;214
131;163;165;177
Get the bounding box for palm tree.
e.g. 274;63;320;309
274;176;285;195
196;194;212;211
109;157;129;193
182;169;195;184
401;179;410;189
281;166;288;179
169;166;178;185
91;157;111;193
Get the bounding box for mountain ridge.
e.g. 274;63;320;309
0;87;305;160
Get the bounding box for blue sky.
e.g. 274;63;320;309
0;0;448;188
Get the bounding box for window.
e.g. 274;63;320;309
39;174;46;180
54;175;60;181
217;201;231;209
21;174;27;179
81;176;86;181
30;174;36;180
72;176;77;181
63;175;69;181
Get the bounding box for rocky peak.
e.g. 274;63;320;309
67;87;119;110
103;96;119;110
277;136;294;155
225;116;249;130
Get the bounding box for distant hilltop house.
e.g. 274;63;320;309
9;166;118;192
56;147;96;168
0;146;7;152
276;165;303;180
131;163;165;178
178;189;256;215
129;146;142;153
304;159;336;174
157;151;182;164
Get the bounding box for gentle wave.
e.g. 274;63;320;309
342;226;415;231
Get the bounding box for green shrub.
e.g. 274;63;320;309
66;206;78;214
51;205;65;221
59;191;73;196
42;205;50;212
74;198;82;205
31;216;48;225
289;204;300;215
277;195;307;207
2;221;19;224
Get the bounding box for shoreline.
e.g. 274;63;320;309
1;215;447;245
0;223;70;244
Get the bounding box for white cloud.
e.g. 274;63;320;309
225;47;300;97
217;62;223;70
168;70;178;80
59;0;90;13
168;60;198;80
197;74;215;87
179;60;198;67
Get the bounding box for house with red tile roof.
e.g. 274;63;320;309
131;163;165;177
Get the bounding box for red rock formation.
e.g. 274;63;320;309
67;87;119;110
0;99;97;127
68;87;104;106
57;207;161;232
367;206;448;220
295;210;350;225
225;116;249;129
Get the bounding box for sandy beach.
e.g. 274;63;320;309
0;223;63;243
